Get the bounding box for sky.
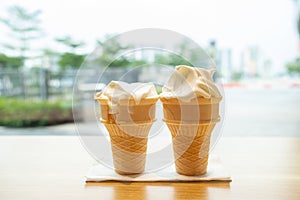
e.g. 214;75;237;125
0;0;299;74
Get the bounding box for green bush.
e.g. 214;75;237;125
286;58;300;75
0;98;73;127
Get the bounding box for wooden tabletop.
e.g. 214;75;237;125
0;136;299;200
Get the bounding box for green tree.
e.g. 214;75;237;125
154;53;192;66
153;39;212;67
286;58;300;76
0;5;43;98
0;54;23;69
55;36;85;53
55;36;86;70
231;71;243;81
58;52;85;70
175;39;208;67
0;5;43;64
96;35;132;68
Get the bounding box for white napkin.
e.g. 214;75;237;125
86;155;231;182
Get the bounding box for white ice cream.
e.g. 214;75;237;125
97;81;158;113
161;65;222;101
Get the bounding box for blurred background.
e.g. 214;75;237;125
0;0;299;137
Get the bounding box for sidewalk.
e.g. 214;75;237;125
0;123;76;136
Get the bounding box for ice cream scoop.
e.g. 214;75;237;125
161;65;222;102
96;81;158;114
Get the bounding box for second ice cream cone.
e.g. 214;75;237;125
161;96;220;175
166;122;216;176
160;65;223;176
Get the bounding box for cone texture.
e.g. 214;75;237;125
166;122;216;176
104;122;152;175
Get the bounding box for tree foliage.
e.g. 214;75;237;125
286;58;300;76
55;36;86;70
57;52;85;70
0;5;43;60
55;36;85;52
154;53;193;66
0;54;23;69
96;35;133;68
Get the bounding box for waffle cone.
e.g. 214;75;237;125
161;96;221;175
166;122;216;176
103;122;153;175
160;97;221;123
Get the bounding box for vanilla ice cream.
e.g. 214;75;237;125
161;65;222;102
96;81;158;114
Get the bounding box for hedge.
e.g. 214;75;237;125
0;98;73;127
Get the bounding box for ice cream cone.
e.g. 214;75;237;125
165;121;217;176
160;97;221;123
96;92;158;175
161;97;221;176
160;65;222;176
103;121;153;175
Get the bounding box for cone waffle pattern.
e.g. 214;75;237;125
104;123;152;175
166;122;216;176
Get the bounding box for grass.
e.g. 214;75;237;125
0;98;73;127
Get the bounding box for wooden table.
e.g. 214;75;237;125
0;136;299;200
